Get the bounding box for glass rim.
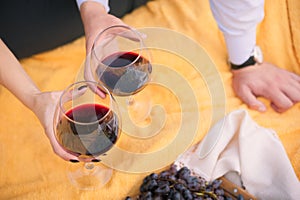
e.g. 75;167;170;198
91;25;145;69
59;80;113;125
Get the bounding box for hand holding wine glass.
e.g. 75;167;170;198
86;25;152;123
31;91;81;162
53;81;121;190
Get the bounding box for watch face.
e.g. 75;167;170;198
253;46;263;63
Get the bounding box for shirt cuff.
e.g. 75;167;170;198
224;27;256;65
76;0;110;12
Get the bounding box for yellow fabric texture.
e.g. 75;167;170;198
0;0;299;199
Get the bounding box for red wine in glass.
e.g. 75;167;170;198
96;51;152;96
56;103;119;157
53;81;121;190
87;25;153;123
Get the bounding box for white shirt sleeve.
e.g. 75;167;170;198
76;0;110;12
209;0;264;65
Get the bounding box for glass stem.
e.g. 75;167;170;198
127;95;135;106
84;162;95;170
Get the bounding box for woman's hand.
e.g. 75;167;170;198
31;91;81;162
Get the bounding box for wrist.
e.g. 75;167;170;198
80;1;107;17
30;91;60;130
30;92;44;115
77;0;109;12
230;45;263;70
80;1;107;37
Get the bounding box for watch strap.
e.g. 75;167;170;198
230;56;256;70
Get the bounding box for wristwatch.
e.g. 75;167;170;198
230;45;263;70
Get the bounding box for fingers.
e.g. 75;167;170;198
52;143;80;162
103;25;145;42
267;90;293;113
238;85;298;113
92;84;107;98
52;139;101;163
268;74;300;112
282;82;300;103
63;82;106;102
270;82;300;113
237;86;267;112
290;72;300;83
119;28;147;42
52;140;98;163
233;66;300;113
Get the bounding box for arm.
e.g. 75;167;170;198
209;0;264;65
209;0;300;112
0;39;40;108
0;39;80;161
76;0;126;54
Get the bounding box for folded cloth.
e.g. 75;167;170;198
175;109;300;200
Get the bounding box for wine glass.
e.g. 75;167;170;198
86;25;152;123
53;81;121;190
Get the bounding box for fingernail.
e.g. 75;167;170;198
138;32;147;39
78;85;87;90
92;159;101;162
258;106;266;112
69;159;79;163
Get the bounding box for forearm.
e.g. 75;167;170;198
0;39;40;110
209;0;265;64
77;0;125;53
76;0;109;12
79;1;108;36
77;1;110;53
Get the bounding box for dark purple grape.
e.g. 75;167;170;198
143;176;151;184
212;179;222;189
237;194;245;200
187;181;201;191
153;195;163;200
158;170;170;179
184;175;194;184
143;173;158;183
139;191;152;200
165;174;177;182
177;178;187;185
170;191;182;200
174;183;186;192
194;198;203;200
205;185;213;192
140;179;158;193
182;189;193;200
169;164;178;175
215;189;225;196
150;173;159;180
177;167;191;180
157;180;170;187
153;184;170;195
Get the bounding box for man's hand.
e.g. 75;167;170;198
232;62;300;113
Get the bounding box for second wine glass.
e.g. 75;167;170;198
86;25;152;123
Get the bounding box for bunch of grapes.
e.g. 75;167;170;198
124;164;240;200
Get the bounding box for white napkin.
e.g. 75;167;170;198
175;109;300;199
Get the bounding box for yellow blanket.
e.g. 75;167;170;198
0;0;299;199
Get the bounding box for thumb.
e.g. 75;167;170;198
239;87;267;112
